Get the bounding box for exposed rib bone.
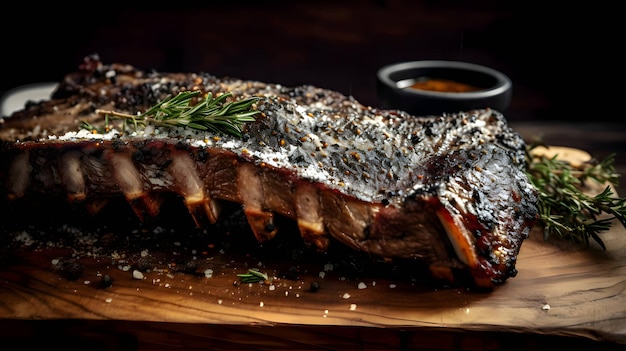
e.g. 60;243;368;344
104;149;160;220
6;150;30;200
237;161;278;242
295;181;328;250
59;150;86;201
167;149;220;225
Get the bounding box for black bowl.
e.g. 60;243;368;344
376;60;512;116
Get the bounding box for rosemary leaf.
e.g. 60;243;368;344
237;269;269;283
526;144;626;249
90;90;260;137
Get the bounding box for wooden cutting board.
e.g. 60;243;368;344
0;148;625;350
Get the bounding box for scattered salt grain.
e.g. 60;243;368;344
105;298;113;303
269;285;276;291
132;270;144;280
389;284;397;289
259;302;264;307
357;282;367;289
318;271;326;279
342;293;351;299
542;304;551;311
350;304;357;311
15;231;34;246
204;269;213;278
324;263;334;271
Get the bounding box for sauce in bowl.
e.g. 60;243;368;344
406;78;482;93
378;60;513;115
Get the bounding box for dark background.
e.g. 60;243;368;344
1;0;623;124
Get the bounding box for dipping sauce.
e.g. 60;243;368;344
407;78;482;93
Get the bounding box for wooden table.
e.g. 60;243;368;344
1;122;625;351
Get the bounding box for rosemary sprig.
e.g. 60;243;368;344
237;269;269;283
526;144;626;249
84;90;260;137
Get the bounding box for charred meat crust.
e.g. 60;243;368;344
0;54;538;288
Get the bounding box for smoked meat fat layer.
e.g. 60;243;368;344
0;55;539;288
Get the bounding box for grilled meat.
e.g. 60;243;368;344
0;54;538;288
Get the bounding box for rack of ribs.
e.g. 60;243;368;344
0;54;538;289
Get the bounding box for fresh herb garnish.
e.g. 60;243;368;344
83;90;260;137
526;143;626;249
237;269;269;284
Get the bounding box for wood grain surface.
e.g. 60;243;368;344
1;149;625;351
